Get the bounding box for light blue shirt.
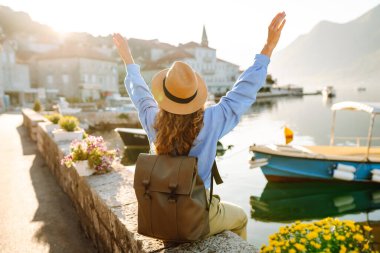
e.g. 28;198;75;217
124;54;270;188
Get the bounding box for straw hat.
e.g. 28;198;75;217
151;61;208;115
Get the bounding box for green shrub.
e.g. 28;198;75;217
33;100;42;112
118;113;129;120
58;116;79;132
45;113;62;124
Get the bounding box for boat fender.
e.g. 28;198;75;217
333;170;355;181
336;164;356;173
371;169;380;176
372;174;380;183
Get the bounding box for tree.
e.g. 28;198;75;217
266;74;277;85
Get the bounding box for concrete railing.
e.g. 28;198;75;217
22;108;258;253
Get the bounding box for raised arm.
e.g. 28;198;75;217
209;12;286;139
112;33;158;139
113;33;135;65
261;12;286;58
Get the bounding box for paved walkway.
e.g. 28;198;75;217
0;113;95;253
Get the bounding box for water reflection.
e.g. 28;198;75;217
120;146;150;165
249;96;304;114
250;182;380;222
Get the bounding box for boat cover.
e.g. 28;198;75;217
331;101;380;114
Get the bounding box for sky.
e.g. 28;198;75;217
1;0;380;68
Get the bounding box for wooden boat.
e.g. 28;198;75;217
250;181;380;222
250;101;380;183
114;128;149;147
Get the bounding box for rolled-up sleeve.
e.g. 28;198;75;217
209;54;270;139
124;64;158;140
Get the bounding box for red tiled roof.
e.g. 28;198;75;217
217;58;239;67
128;38;176;50
179;41;215;50
142;49;194;70
155;50;194;65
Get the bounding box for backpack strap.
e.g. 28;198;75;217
207;160;223;211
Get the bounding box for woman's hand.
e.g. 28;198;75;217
261;12;286;58
113;33;134;65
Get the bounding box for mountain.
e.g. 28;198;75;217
0;6;54;36
270;4;380;88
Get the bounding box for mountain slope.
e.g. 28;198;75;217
270;4;380;88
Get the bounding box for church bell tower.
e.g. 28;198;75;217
201;25;208;47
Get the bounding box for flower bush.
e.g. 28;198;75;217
58;116;79;132
45;113;62;124
260;217;378;253
33;100;42;112
61;135;119;174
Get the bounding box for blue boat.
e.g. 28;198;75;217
250;101;380;184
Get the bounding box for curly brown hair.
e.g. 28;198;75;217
153;108;204;155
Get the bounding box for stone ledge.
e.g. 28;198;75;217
22;109;258;253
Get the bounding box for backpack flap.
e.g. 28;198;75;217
134;154;197;195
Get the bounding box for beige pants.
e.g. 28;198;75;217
207;194;248;240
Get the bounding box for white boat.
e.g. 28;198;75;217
250;101;380;183
322;86;336;98
56;97;81;114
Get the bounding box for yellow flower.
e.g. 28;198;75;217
363;225;372;232
294;243;306;251
337;235;346;241
323;234;331;240
340;245;347;253
307;231;319;240
275;247;281;253
353;233;364;243
289;249;296;253
313;243;321;249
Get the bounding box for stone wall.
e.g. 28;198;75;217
22;109;258;253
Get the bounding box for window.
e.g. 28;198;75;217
92;74;96;83
46;75;53;84
62;74;69;84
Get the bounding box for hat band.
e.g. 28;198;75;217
163;77;198;104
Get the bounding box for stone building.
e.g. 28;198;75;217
129;26;240;94
0;40;32;107
37;46;119;101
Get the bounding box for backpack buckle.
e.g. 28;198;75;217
168;184;177;203
142;180;151;199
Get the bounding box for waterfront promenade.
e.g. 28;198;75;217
0;113;95;253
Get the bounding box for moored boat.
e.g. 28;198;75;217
114;128;149;147
250;101;380;183
322;86;336;98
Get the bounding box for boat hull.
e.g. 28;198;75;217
253;150;380;183
115;128;149;146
